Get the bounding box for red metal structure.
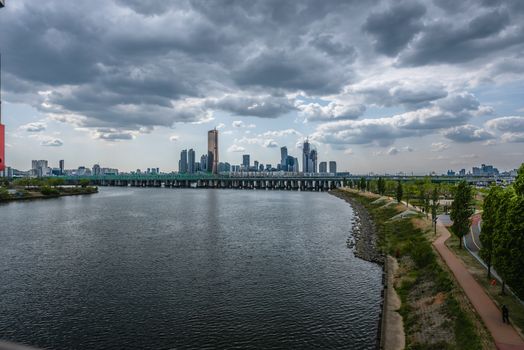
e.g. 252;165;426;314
0;1;5;171
0;124;4;171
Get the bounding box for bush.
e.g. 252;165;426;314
40;186;60;196
0;187;10;200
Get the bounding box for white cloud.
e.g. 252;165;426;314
501;132;524;143
442;125;495;143
169;135;179;142
431;142;449;152
19;122;47;132
232;120;256;128
263;139;278;148
297;101;365;122
29;134;64;147
227;144;246;152
486;116;524;132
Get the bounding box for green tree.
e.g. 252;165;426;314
404;183;413;207
450;181;474;249
505;196;524;297
47;178;65;187
514;163;524;196
377;177;385;195
366;179;370;192
431;186;440;235
480;186;503;279
0;187;10;200
359;177;366;191
79;179;90;188
492;189;514;294
396;181;403;203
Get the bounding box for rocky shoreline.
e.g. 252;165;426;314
331;190;384;265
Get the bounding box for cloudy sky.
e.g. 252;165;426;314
1;0;523;174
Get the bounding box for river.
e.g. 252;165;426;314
0;187;382;349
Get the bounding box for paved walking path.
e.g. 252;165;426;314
433;222;524;350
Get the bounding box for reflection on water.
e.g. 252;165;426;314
0;188;382;349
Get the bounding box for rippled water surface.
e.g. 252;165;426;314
0;188;382;349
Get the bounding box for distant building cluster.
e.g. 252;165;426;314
178;129;221;175
446;163;500;177
177;133;337;175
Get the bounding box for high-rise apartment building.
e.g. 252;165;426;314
200;154;208;172
329;161;337;174
280;146;288;171
188;149;195;174
208;129;218;174
59;160;65;175
319;161;327;173
242;154;250;170
302;139;310;173
179;149;188;173
310;149;317;173
92;164;101;176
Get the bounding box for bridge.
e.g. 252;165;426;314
64;174;345;191
58;173;502;191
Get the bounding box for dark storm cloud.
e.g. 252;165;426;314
233;49;351;95
363;2;426;56
353;82;448;109
399;9;518;65
1;0;523;142
207;95;297;118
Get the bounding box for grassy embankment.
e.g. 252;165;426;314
335;188;494;350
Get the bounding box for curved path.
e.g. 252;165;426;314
433;222;524;350
464;213;482;253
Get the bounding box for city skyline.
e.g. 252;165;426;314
1;1;524;173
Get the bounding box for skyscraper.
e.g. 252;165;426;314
200;154;208;172
208;129;218;174
319;161;327;173
310;149;317;173
329;161;337;174
302;139;310;173
179;149;188;173
59;160;65;175
243;154;250;171
92;163;101;176
188;148;195;174
280;146;288;171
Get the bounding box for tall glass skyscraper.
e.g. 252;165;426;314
188;149;195;174
280;146;288;170
302;139;310;173
207;129;218;174
179;149;188;173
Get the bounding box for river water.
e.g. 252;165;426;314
0;187;382;349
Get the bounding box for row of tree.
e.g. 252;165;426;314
479;163;524;297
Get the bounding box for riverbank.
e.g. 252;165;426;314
332;188;495;350
330;189;384;264
0;186;98;202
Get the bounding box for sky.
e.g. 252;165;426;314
0;0;523;174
